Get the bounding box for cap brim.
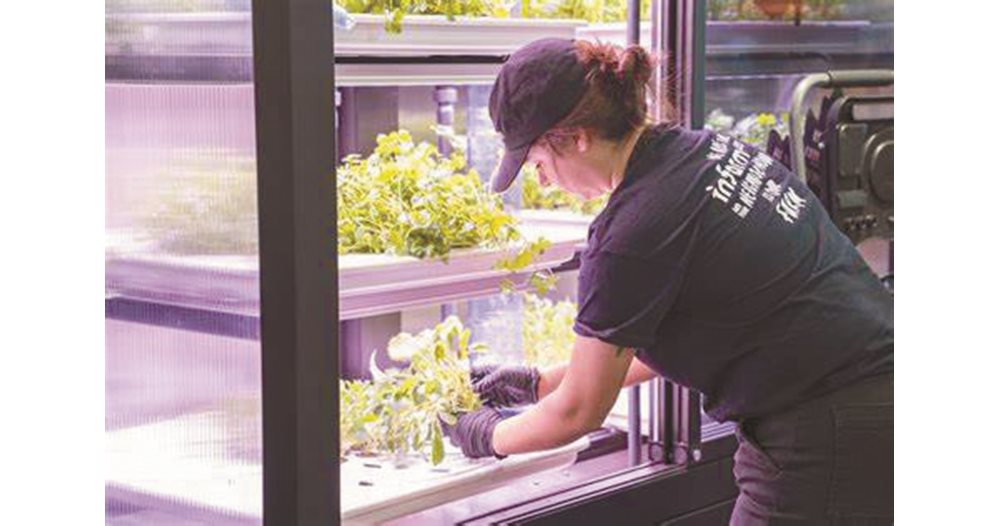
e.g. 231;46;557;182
490;144;530;193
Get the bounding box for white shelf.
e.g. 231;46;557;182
333;14;585;86
334;61;503;87
106;411;262;521
335;14;585;58
107;12;587;83
339;221;585;319
105;220;588;321
106;409;588;524
105;253;260;316
516;208;597;228
341;436;589;525
111;12;585;58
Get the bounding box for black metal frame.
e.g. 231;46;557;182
464;453;738;525
252;0;337;524
624;0;645;470
651;0;710;468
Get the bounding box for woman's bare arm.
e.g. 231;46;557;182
492;337;636;455
536;352;659;399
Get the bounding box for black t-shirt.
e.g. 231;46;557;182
573;124;893;422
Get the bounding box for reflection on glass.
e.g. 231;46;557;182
700;1;892;443
703;1;893;142
708;0;893;22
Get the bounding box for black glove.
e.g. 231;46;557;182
471;364;541;407
440;406;507;459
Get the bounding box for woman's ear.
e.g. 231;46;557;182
574;128;592;154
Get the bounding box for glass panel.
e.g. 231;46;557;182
105;1;261;523
700;1;893;440
703;1;893;139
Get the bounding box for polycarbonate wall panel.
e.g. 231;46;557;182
105;1;261;524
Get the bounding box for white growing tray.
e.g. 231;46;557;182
335;14;585;57
106;410;588;524
515;208;597;228
338;221;585;319
341;436;589;525
106;12;583;60
105;221;587;320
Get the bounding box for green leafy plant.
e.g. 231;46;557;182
339;316;486;465
520;165;608;215
522;293;578;367
334;0;510;33
337;130;556;293
494;236;551;273
337;130;522;259
705;109;788;149
520;0;651;23
496;238;556;295
707;0;845;21
334;0;658;29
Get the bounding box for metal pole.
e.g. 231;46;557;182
648;0;707;466
690;0;706;129
670;382;702;464
789;73;830;182
650;0;670;124
648;379;668;462
626;0;640;45
624;0;644;468
628;385;641;466
645;0;672;463
337;87;358;156
334;88;342;163
434;86;458;157
674;0;706;462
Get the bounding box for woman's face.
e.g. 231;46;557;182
524;132;610;200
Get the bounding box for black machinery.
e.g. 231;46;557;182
778;70;894;290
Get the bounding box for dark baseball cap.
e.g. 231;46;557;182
488;38;588;193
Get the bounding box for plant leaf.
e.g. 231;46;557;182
431;424;445;465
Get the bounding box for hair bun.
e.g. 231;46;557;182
618;45;653;87
561;40;661;141
577;41;620;85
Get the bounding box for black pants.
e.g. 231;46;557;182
730;374;893;525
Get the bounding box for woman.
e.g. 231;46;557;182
442;38;893;524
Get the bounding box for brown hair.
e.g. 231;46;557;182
540;40;667;154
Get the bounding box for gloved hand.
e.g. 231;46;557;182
471;364;541;407
440;406;507;459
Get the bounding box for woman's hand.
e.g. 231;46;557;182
440;406;507;459
470;364;541;407
491;336;634;456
